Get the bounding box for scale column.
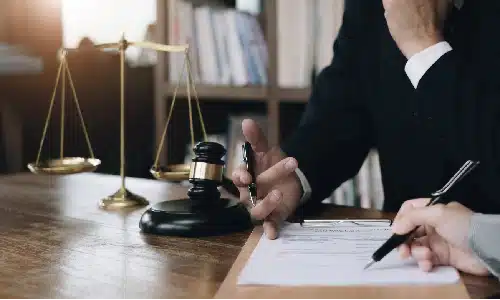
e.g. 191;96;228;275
99;35;148;209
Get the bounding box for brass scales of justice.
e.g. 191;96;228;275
27;35;252;237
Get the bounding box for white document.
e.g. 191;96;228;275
238;221;460;286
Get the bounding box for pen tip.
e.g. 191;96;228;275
363;260;375;270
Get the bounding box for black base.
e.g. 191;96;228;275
139;197;253;237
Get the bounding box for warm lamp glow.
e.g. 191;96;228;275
61;0;156;60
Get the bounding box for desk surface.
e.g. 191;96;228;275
0;173;498;298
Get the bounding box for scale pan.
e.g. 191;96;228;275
27;157;101;175
150;164;190;181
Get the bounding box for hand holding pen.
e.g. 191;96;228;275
365;160;481;270
389;199;489;276
231;119;301;239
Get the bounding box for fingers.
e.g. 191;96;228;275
232;166;252;206
418;260;434;272
446;201;466;209
393;198;431;226
398;243;411;259
263;220;278;239
411;244;433;262
232;156;298;188
398;235;428;259
242;119;269;153
411;243;437;273
249;191;286;240
392;203;445;235
232;165;251;187
250;190;282;220
250;189;290;240
446;201;460;208
398;237;440;272
262;211;282;240
256;157;298;187
231;155;298;211
395;198;431;219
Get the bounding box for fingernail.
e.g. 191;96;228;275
285;158;297;170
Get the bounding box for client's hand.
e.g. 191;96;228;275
232;119;302;239
392;199;489;276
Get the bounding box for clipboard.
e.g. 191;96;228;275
215;221;470;299
299;218;393;227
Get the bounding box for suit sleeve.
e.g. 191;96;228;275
281;0;374;204
411;2;500;212
469;213;500;278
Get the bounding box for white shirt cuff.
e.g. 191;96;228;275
405;41;453;88
295;168;311;204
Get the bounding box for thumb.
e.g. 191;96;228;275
392;204;445;235
242;119;269;153
382;0;392;10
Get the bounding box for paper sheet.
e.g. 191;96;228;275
237;221;460;286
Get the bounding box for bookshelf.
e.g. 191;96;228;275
152;0;385;210
154;0;311;166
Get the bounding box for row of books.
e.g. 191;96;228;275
278;0;344;88
326;150;384;210
182;113;384;210
163;0;345;88
167;0;268;86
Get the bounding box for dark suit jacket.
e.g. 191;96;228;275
282;0;500;213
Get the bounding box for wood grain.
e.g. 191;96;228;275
0;173;498;298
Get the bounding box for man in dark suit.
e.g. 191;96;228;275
232;0;500;239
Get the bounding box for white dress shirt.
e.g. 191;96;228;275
295;0;463;204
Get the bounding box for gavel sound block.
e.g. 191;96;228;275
139;142;253;237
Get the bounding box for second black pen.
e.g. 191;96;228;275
242;141;258;207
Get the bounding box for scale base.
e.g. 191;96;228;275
100;187;149;209
139;198;253;237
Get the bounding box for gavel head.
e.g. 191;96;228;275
187;141;226;204
189;141;226;183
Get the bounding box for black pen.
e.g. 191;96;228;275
242;141;257;206
364;160;480;270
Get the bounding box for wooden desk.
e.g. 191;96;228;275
0;173;498;298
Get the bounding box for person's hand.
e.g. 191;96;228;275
232;119;302;239
382;0;449;58
391;199;490;276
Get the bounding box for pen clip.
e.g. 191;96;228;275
431;160;480;197
242;143;248;164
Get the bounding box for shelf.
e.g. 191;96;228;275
278;88;311;103
163;83;268;101
163;82;311;103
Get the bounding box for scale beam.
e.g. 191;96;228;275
130;41;188;52
94;40;189;53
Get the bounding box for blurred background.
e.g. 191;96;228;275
0;0;383;209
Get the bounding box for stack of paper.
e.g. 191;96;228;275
238;221;460;286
